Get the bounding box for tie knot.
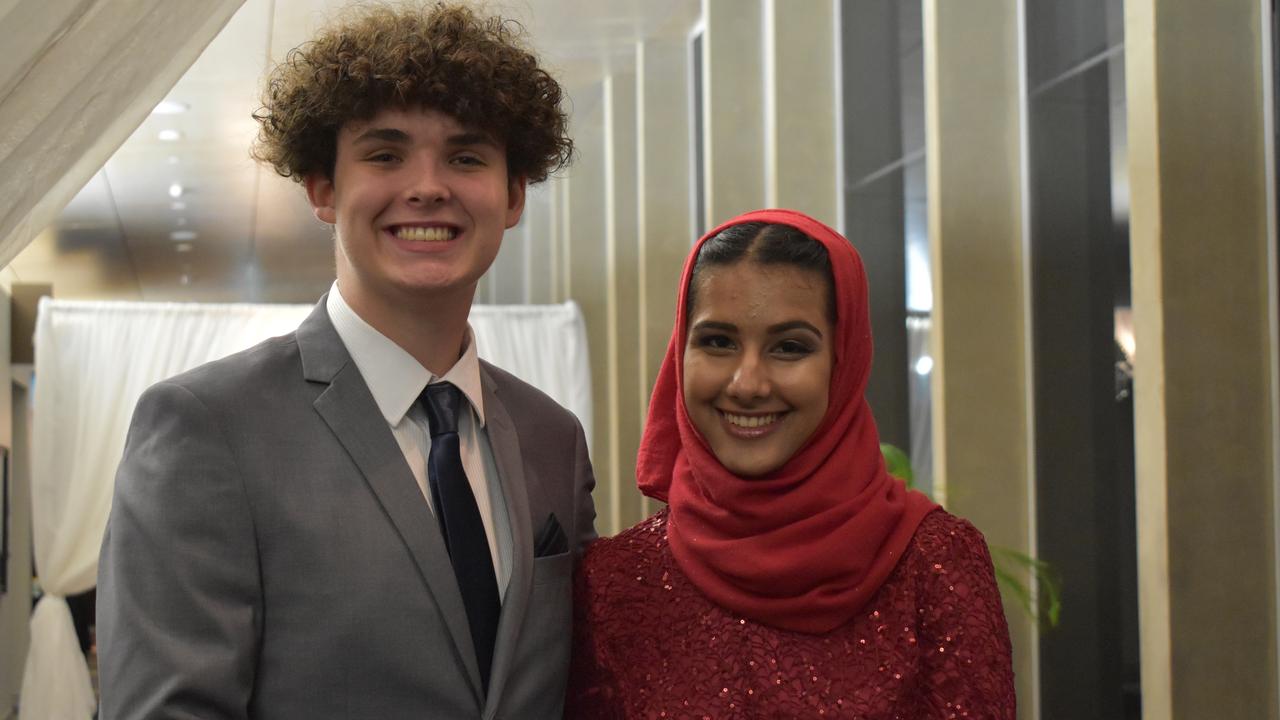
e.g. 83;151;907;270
421;382;464;437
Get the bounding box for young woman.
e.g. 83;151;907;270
567;209;1015;718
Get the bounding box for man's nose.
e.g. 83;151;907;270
404;161;450;205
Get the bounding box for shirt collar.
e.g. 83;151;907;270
326;282;486;427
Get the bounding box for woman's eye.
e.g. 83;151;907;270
694;334;735;351
774;339;814;356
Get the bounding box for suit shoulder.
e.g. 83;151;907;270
482;360;580;426
147;333;302;406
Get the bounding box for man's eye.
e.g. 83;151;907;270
367;152;399;163
453;154;485;166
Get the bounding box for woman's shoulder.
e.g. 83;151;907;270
912;507;988;545
903;508;996;573
580;508;672;572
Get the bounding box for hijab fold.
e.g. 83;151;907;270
636;208;937;634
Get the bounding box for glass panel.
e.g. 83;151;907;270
1025;0;1139;717
841;0;931;494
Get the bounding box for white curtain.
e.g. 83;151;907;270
21;298;591;718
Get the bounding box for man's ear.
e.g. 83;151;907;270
505;174;528;229
304;173;337;225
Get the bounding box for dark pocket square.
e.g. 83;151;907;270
533;513;569;557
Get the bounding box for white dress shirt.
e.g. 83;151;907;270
326;283;512;597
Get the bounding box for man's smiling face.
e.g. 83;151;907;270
306;106;527;311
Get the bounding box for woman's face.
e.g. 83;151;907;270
682;259;834;477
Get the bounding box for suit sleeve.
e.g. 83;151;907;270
918;519;1017;718
97;381;261;719
571;414;598;555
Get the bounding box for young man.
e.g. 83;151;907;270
96;4;596;718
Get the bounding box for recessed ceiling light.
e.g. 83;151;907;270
153;100;190;115
167;155;180;165
170;230;198;241
176;217;187;226
168;183;184;198
179;273;192;286
174;242;194;253
171;201;186;211
158;129;182;142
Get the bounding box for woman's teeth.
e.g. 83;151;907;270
395;226;455;242
724;412;779;428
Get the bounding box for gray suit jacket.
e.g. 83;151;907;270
97;300;597;719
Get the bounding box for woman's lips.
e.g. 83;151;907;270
719;410;784;439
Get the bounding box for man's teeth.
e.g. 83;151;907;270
724;412;780;428
395;226;455;242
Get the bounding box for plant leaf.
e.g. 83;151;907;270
879;443;915;488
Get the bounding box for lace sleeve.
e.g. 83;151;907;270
916;516;1017;719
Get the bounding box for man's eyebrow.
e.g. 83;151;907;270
351;127;412;145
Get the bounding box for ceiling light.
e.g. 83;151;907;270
176;217;187;226
174;242;194;253
152;100;189;115
170;230;198;241
171;201;186;211
179;273;192;286
167;155;180;165
158;129;182;142
168;183;184;198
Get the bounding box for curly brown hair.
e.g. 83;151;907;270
251;1;572;183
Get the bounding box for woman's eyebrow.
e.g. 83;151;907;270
767;320;823;337
690;320;736;332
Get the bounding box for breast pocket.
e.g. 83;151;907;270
532;551;573;586
510;550;574;703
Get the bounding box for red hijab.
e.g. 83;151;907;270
636;208;937;634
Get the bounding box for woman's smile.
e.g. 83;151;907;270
719;410;785;436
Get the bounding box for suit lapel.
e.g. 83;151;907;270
480;364;537;715
297;299;484;703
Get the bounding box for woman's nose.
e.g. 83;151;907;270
726;356;769;400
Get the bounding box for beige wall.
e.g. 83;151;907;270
702;0;765;226
924;0;1036;715
770;0;839;226
638;35;694;518
1127;0;1279;717
559;39;695;533
10;228;141;300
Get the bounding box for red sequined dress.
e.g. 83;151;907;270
566;508;1015;719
